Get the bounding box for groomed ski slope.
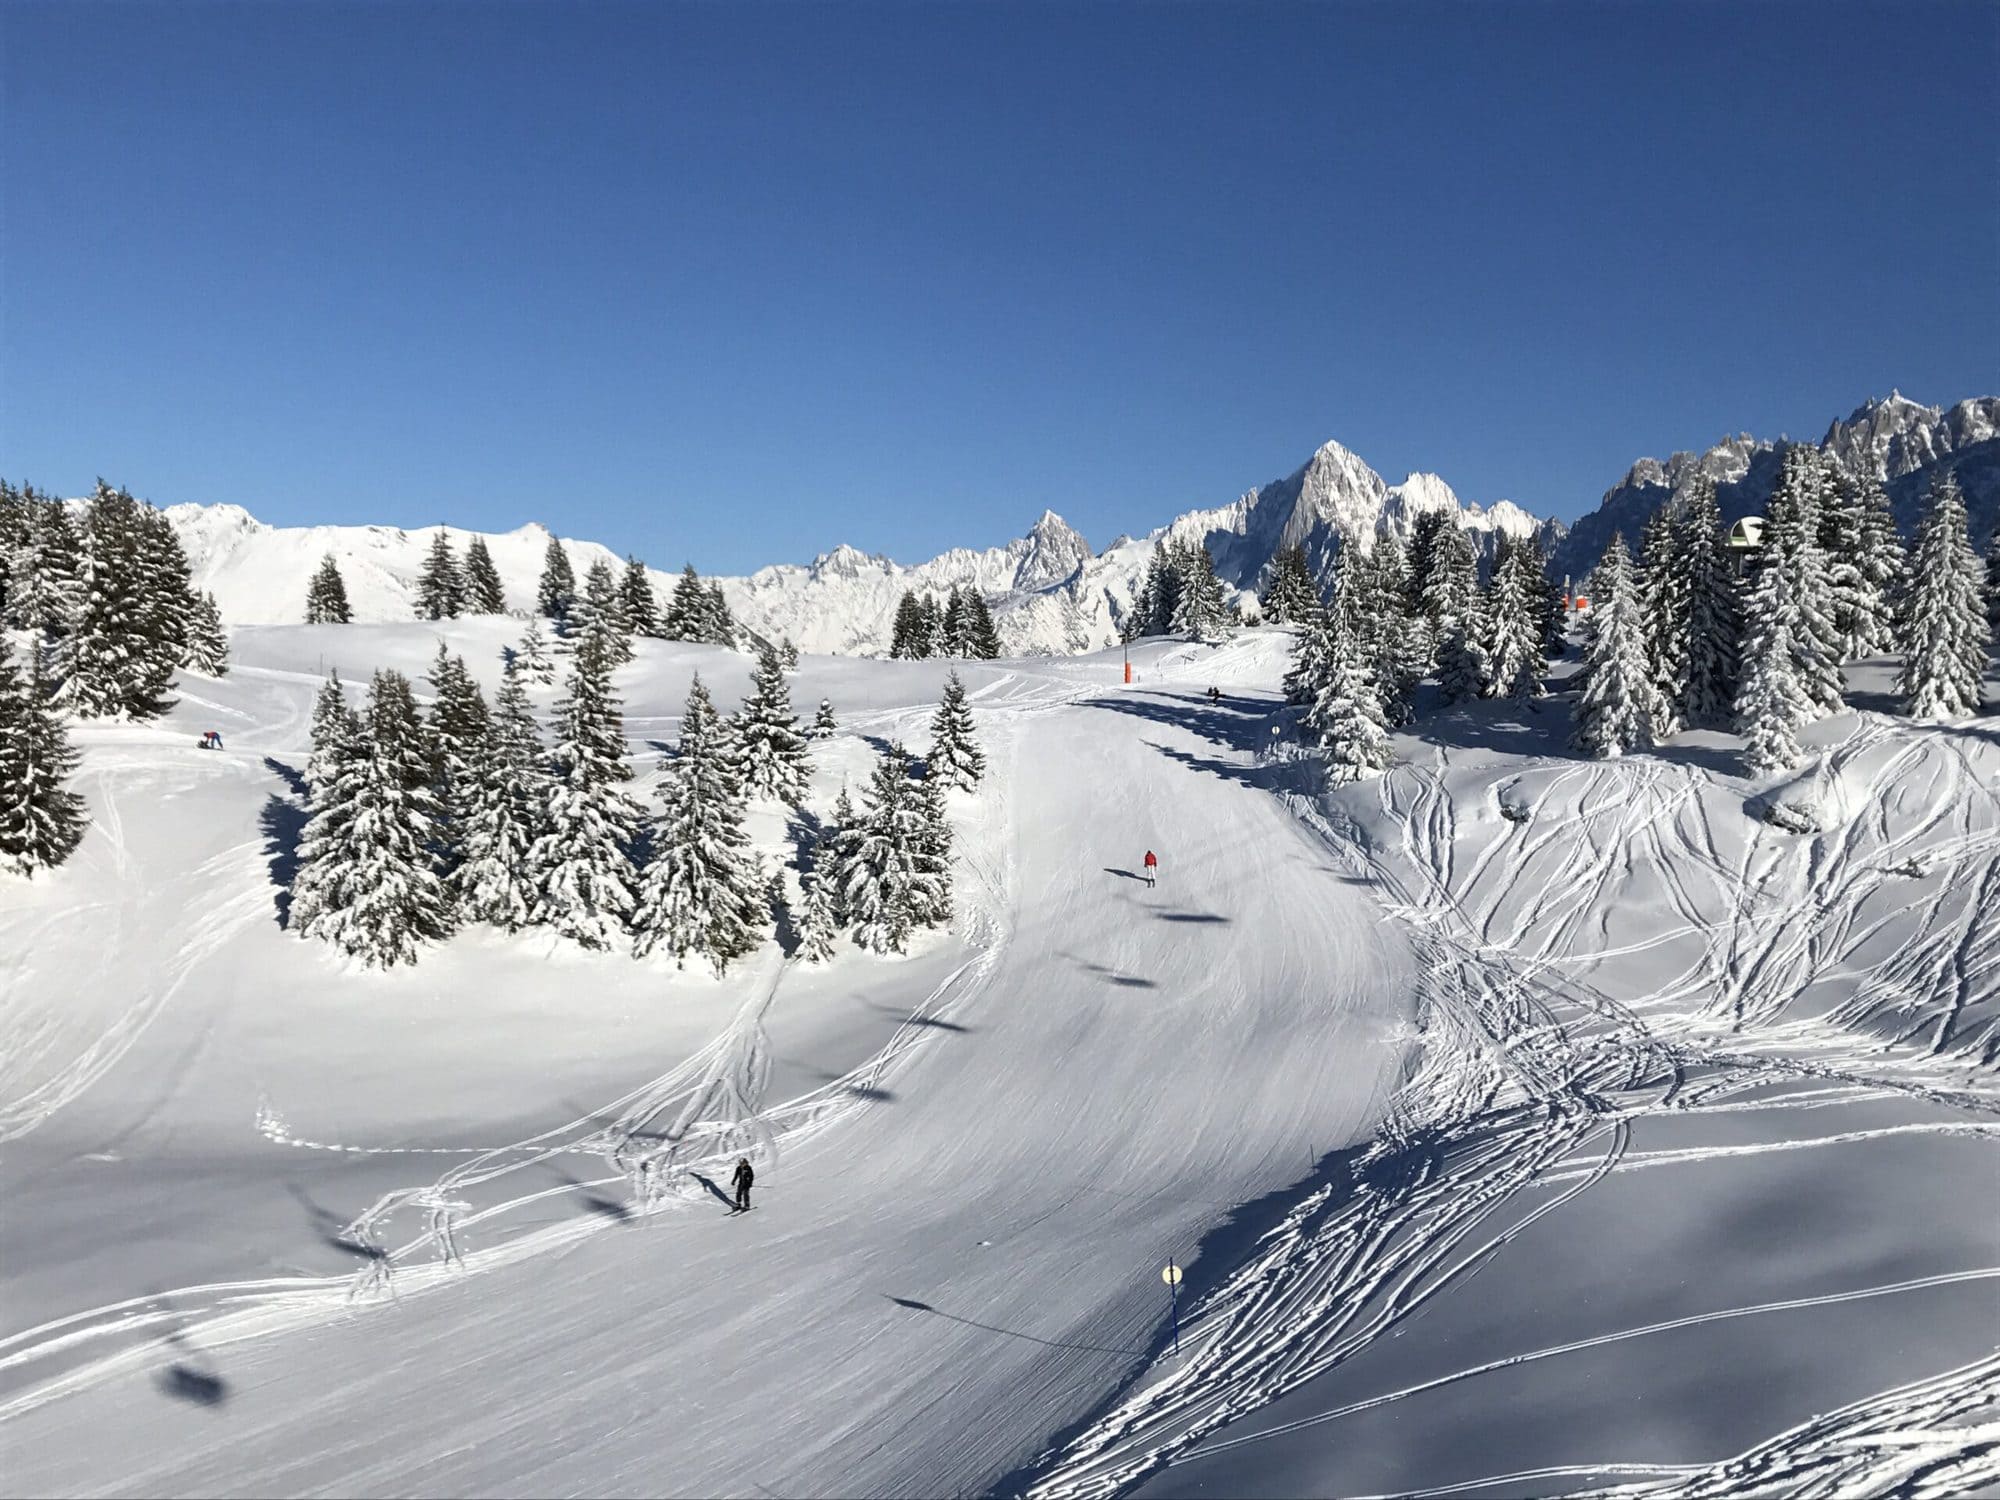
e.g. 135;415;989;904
0;628;1414;1497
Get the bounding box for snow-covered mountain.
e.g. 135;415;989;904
1550;392;2000;580
156;437;1549;657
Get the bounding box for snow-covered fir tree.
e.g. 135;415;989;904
0;636;88;877
339;669;454;965
662;564;711;642
1436;617;1485;706
1355;536;1422;726
807;697;838;739
780;635;801;670
963;590;1000;658
1671;472;1741;727
416;531;465;621
1571;537;1660;760
941;586;969;657
1896;470;1990;720
537;534;577;622
1636;504;1687;734
702;581;737;647
530;634;641;948
462;536;506;615
306;554;352;624
928;669;986;791
1735;559;1814;773
137;505;199;676
736;642;810;804
184;591;229;676
573;557;633;664
1984;525;2000;643
1170;543;1228;641
424;644;491;874
795;846;839;963
1480;534;1546;704
916;761;955;927
631;675;765;973
61;483;178;720
844;743;952;954
1260;543;1319;625
511;619;557;686
1282;598;1333;708
1;486;81;635
288;674;368;945
1305;563;1393;784
1759;447;1846;718
1819;461;1898;660
1419;519;1480;643
620;556;662;638
889;590;938;658
453;662;549;931
823;784;860;927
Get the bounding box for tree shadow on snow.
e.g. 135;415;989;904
1086;690;1274;758
285;1182;388;1266
1061;952;1157;989
1154;911;1230;925
153;1329;230;1409
260;758;309;928
549;1167;633;1225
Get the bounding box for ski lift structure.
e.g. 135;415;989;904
1726;514;1766;575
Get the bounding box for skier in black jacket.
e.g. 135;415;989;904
731;1156;754;1211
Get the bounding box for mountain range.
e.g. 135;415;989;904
156;391;1996;657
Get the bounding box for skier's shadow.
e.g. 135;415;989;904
689;1173;737;1211
1102;867;1148;883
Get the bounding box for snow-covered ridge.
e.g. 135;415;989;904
151;436;1553;656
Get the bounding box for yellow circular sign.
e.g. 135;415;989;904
1161;1263;1183;1285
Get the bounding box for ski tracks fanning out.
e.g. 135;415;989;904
1022;718;2000;1499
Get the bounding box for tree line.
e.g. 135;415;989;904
288;626;985;970
888;584;1001;659
1;479;232;877
1283;449;1998;785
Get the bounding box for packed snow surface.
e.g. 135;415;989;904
1;628;1996;1498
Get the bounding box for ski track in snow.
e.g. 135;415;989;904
1019;714;2000;1499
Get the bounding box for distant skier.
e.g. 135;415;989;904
199;730;224;751
1208;686;1221;704
1143;849;1158;888
731;1156;754;1212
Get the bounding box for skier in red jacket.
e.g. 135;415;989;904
1143;850;1158;888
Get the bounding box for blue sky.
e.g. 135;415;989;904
3;2;1995;573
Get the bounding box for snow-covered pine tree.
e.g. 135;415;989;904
928;669;986;790
845;743;950;954
940;586;970;658
462;536;506;615
824;784;860;926
1672;472;1740;727
424;644;491;875
1571;536;1660;759
289;674;368;944
1480;534;1547;704
1259;542;1319;625
136;504;198;678
807;697;838;739
795;846;839;963
578;557;633;663
1436;616;1485;705
661;564;707;640
780;635;800;670
1986;524;2000;644
1851;463;1905;656
5;487;81;635
1282;599;1333;708
0;480;21;624
1760;447;1845;718
620;556;662;638
1306;571;1393;785
1357;535;1423;725
1896;470;1990;720
1636;505;1687;735
1422;520;1481;690
1735;558;1814;774
184;591;229;676
537;534;577;622
631;674;765;973
0;636;88;877
916;761;954;927
530;633;641;948
888;591;923;658
702;582;737;647
62;482;176;720
1124;543;1172;641
416;531;465;621
453;662;550;930
1403;513;1447;625
340;669;454;965
963;590;1001;658
1171;542;1229;641
915;595;943;658
306;554;352;624
737;642;810;804
512;619;557;686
